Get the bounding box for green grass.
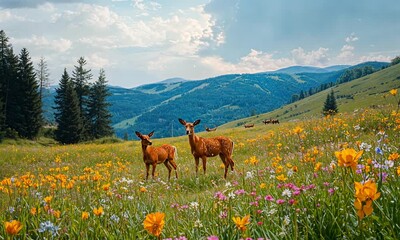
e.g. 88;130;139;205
0;68;400;239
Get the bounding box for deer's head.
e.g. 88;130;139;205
135;131;154;145
179;118;200;136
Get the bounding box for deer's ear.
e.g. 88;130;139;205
135;131;142;139
178;118;186;125
193;119;201;126
148;131;154;137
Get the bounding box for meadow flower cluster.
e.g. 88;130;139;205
0;89;400;239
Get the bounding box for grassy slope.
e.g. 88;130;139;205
221;64;400;129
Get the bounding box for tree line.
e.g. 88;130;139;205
0;30;113;144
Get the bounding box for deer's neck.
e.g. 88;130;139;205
141;144;150;154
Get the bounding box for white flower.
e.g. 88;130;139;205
245;171;254;179
354;125;361;131
194;219;203;228
360;142;372;152
228;192;236;199
225;182;232;188
282;189;292;198
287;169;294;177
283;215;291;226
190;202;199;209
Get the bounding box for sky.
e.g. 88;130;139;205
1;0;399;88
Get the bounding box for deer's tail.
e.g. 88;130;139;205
173;146;178;160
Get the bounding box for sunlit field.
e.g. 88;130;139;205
1;90;399;239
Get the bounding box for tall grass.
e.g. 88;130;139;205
0;90;399;239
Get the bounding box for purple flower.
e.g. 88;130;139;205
328;188;335;195
234;189;246;195
214;191;227;201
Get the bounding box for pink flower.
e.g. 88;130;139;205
264;195;274;201
234;189;246;195
207;236;219;240
276;199;286;204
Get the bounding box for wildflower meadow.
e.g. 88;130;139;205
1;89;400;239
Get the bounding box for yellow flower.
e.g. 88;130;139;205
4;220;23;236
314;162;322;172
143;212;165;237
293;126;303;134
355;180;380;202
93;207;104;216
389;88;398;96
276;174;287;182
82;211;89;220
44;196;52;204
52;210;61;218
397;166;400;176
335;148;363;170
232;214;250;232
259;183;267;189
248;156;259;165
140;186;147;192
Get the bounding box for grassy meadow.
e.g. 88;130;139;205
1;89;400;239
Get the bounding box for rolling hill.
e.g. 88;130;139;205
221;63;400;129
42;61;389;139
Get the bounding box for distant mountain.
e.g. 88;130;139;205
159;77;188;84
272;65;350;74
42;61;390;139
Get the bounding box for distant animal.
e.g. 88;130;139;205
135;131;178;180
244;124;254;128
272;119;280;124
179;118;235;179
262;119;272;124
205;126;217;132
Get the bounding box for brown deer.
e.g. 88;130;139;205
135;131;178;180
244;123;254;128
262;119;271;124
205;126;217;132
178;118;235;179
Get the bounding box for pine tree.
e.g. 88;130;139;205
17;48;42;139
72;57;92;140
0;30;10;140
87;69;114;139
323;89;338;116
54;69;82;144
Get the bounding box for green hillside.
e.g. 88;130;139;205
222;63;400;128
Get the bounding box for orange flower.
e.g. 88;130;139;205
82;211;89;220
232;214;250;232
140;186;147;192
314;162;322;172
102;183;110;191
52;210;61;218
354;180;380;202
4;220;23;236
389;88;398;96
388;152;399;161
335;148;363;170
354;198;374;219
93;207;104;216
276;174;287;182
143;212;165;237
30;207;37;215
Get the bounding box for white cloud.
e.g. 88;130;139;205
291;47;330;66
345;33;359;43
337;44;355;62
12;35;72;53
86;54;111;69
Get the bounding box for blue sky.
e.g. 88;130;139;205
1;0;399;88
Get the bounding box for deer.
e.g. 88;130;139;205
205;126;217;132
135;131;178;180
244;123;254;128
178;118;235;179
262;119;271;124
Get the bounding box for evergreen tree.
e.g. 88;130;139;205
54;69;82;144
5;48;22;136
323;89;338;116
72;57;92;140
87;69;113;139
17;48;42;139
0;30;11;140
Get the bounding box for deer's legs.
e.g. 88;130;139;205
195;157;200;177
164;161;172;180
151;164;157;179
201;156;207;174
169;160;178;179
219;154;229;179
145;164;150;180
